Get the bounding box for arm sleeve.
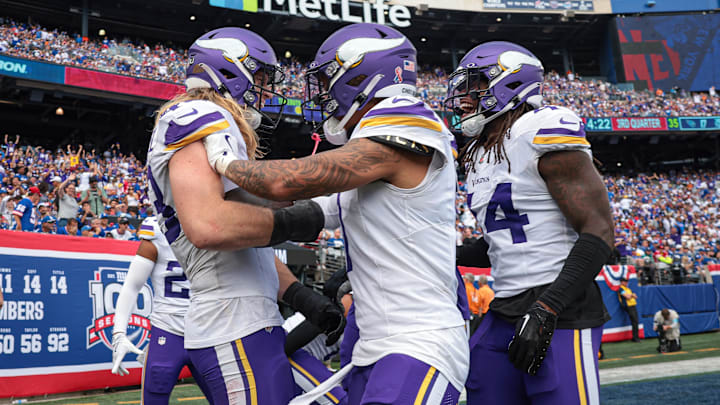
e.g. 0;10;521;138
112;255;155;334
538;233;612;315
312;193;340;230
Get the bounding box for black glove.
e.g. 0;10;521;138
267;200;324;247
323;268;348;302
283;281;346;346
507;302;558;375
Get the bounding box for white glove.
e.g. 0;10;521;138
111;332;143;376
203;133;239;177
136;344;148;365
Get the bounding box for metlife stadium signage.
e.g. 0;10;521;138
210;0;412;27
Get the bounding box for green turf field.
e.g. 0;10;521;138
9;331;719;405
599;330;720;369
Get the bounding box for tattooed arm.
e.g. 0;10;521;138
219;138;431;201
538;150;614;246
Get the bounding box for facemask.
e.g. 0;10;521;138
323;117;348;145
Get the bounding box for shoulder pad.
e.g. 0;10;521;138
368;135;434;156
138;216;159;241
358;96;444;133
515;106;590;154
161;100;233;151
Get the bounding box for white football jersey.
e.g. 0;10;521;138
137;216;189;336
147;99;282;349
465;105;591;299
314;96;468;391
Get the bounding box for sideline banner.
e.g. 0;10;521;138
64;67;184;100
0;231;158;398
0;54;65;84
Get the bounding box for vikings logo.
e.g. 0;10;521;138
86;267;153;350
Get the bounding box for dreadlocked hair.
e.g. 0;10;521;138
155;88;265;159
460;102;536;173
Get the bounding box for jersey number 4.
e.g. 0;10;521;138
484;183;529;244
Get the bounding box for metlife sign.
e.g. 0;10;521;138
210;0;412;27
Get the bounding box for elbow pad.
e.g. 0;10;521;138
267;200;325;247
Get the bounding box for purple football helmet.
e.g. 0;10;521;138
444;41;544;137
303;23;417;145
185;27;287;134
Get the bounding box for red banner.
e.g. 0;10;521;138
611;117;668;131
64;67;184;100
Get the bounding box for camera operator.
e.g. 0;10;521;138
80;175;108;217
653;308;681;353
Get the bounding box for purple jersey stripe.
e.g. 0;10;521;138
140;225;154;231
536;127;586;137
164;111;225;146
363;102;437;122
336;193;353;272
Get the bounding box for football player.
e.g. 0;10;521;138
445;42;613;404
146;27;344;404
111;216;212;404
202;23;468;404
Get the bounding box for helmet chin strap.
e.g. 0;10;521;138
324;73;384;145
198;63;262;129
461;82;542;137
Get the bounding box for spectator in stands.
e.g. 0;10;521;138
80;175;108;216
109;217;134;241
327;228;344;249
12;186;40;231
461;226;477;247
618;277;640;342
88;217;105;238
57;217;80;236
653;308;681;353
476;275;494;319
39;215;57;234
56;174;79;227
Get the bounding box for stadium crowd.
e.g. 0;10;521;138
0;135;151;239
2;19;720;118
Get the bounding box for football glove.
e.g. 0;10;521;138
507;302;558;376
111;332;144;376
283;281;346;346
203;132;239;177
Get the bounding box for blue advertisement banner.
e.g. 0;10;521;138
0;54;65;84
615;14;720;91
0;232;146;398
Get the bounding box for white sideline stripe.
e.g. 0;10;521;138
0;247;133;261
581;328;599;405
0;361;139;377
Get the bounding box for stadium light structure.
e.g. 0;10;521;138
55;107;64;116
